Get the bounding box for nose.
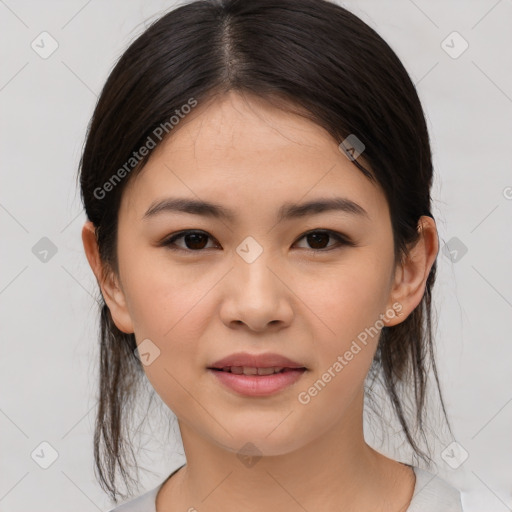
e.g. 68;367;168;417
219;251;294;333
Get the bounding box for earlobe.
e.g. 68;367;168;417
81;221;135;334
384;216;439;327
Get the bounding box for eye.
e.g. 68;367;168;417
161;230;219;252
160;229;354;253
293;229;355;251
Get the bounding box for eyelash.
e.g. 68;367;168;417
160;229;355;254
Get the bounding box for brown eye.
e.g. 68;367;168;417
162;230;218;251
161;228;354;254
294;230;354;251
306;232;330;249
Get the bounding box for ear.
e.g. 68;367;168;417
81;221;134;334
384;216;439;327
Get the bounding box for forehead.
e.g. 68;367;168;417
120;91;389;224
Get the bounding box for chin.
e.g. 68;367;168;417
209;420;310;459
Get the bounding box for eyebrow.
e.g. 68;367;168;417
143;196;370;222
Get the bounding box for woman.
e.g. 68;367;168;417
79;0;464;510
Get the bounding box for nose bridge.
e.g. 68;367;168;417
221;235;292;330
234;234;279;296
235;234;269;267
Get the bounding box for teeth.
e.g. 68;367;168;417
221;366;286;375
257;367;278;375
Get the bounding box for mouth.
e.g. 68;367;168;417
207;364;307;397
208;351;307;371
208;366;305;376
207;352;308;396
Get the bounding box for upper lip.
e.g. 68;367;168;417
208;352;306;369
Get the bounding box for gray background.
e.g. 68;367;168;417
1;0;511;510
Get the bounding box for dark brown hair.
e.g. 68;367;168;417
78;0;453;502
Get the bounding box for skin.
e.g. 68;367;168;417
82;90;439;511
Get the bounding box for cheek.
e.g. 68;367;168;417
296;268;388;422
122;266;216;418
304;256;392;343
120;254;219;365
299;253;393;409
119;241;211;337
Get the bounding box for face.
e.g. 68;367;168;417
108;91;403;456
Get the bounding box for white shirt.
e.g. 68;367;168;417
108;465;463;511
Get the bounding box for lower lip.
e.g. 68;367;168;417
208;368;306;396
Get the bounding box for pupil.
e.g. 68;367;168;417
308;232;328;249
186;233;207;250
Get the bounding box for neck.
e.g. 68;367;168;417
157;390;416;512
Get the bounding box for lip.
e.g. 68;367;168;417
208;352;306;369
207;352;307;397
208;368;306;396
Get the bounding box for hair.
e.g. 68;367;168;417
78;0;453;503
